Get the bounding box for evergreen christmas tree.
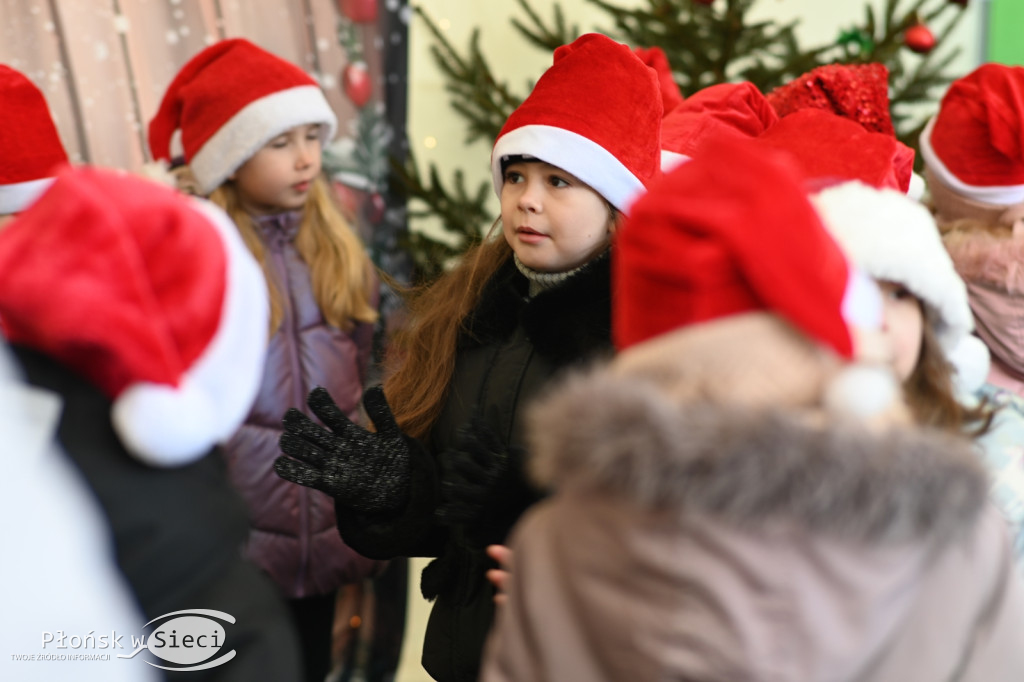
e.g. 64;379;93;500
400;0;969;280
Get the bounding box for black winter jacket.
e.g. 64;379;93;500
334;252;613;682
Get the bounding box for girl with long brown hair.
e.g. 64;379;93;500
275;33;664;682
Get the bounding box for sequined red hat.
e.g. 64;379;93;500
766;63;895;136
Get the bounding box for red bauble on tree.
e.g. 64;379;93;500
338;0;378;23
342;62;372;108
903;22;936;54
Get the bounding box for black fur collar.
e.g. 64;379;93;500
461;251;612;365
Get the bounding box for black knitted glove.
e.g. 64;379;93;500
275;386;412;514
434;417;529;527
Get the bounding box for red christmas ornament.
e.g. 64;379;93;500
342;62;372;108
904;23;936;54
369;192;386;223
338;0;378;23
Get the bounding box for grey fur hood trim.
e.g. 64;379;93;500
526;367;989;544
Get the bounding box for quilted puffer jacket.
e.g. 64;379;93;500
223;210;382;598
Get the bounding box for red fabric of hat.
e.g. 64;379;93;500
660;81;778;170
632;46;685;114
0;166;268;466
0;66;69;214
920;63;1024;203
767;63;895;136
756;109;913;192
491;33;663;213
148;38;337;194
614;135;857;358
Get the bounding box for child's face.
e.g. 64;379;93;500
230;123;322;215
500;160;614;273
878;280;924;381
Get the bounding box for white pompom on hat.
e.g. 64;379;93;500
0;66;70;214
811;180;987;392
148;38;337;195
490;33;663;214
0;166;269;466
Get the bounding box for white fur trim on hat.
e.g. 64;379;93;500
841;268;884;332
812;180;975;370
190;85;337;195
948;334;990;396
491;124;646;214
660;150;690;173
111;198;269;466
919;116;1024;206
0;177;55;215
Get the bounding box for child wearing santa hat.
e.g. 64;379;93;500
274;32;663;682
0;165;302;679
480;137;1024;682
147;38;382;682
920;63;1024;541
0;65;69;223
815;179;1024;564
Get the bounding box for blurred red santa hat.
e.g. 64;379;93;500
0;166;268;466
614;134;881;358
0;66;70;214
660;81;778;171
920;63;1024;206
755;109;914;193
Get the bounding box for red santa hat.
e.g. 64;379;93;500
614;135;881;358
766;62;896;136
491;33;663;213
632;46;685;114
148;38;337;195
660;81;778;171
0;166;268;466
0;66;69;214
755;109;914;193
919;63;1024;206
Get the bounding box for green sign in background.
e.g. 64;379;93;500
988;0;1024;65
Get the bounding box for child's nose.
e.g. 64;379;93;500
518;180;542;212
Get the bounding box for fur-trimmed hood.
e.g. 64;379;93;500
461;250;611;364
526;318;989;545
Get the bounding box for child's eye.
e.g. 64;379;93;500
268;137;289;149
504;171;523;184
306;125;321;140
548;175;570;188
887;285;914;301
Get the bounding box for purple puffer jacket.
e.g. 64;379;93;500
223;210;382;599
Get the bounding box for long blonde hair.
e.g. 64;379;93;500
209;174;377;333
